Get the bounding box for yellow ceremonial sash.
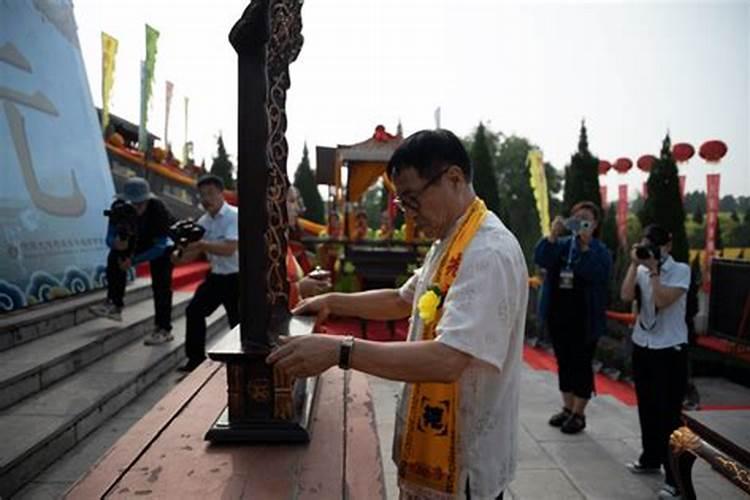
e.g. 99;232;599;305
399;197;488;495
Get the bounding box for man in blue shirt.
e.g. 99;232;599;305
90;177;175;345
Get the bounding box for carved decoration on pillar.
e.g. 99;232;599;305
264;0;304;306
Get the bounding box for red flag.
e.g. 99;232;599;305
642;182;648;200
679;175;686;201
703;173;721;292
599;185;608;209
617;185;628;248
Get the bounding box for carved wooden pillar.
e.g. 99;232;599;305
205;0;314;443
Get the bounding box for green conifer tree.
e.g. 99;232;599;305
293;143;326;224
209;134;235;189
562;120;601;213
638;133;689;263
470;122;501;216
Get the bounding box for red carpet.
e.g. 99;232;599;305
523;345;638;405
696;335;750;363
135;261;210;292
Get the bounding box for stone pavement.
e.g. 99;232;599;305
12;354;748;499
368;365;747;500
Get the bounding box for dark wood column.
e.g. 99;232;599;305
205;0;313;443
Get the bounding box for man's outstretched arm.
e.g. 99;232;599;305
293;289;412;321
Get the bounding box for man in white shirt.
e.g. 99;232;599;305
174;175;239;372
620;224;690;499
267;130;528;499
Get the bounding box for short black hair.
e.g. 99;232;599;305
644;224;672;246
387;129;472;182
197;174;224;191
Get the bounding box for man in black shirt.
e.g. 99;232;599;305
90;177;175;345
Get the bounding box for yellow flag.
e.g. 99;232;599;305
101;32;118;133
528;149;550;236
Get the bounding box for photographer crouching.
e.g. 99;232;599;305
90;177;175;346
172;175;240;372
620;224;689;499
534;201;611;434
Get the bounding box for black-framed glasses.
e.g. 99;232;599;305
394;167;450;213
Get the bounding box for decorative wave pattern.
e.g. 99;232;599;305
1;265;117;313
0;280;27;312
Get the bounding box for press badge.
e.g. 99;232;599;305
559;269;574;289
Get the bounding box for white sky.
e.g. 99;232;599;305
73;0;750;198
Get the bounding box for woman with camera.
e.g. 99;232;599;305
620;224;690;499
534;201;612;434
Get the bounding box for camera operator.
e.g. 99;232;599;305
620;224;689;499
534;201;611;434
174;175;240;372
90;177;175;346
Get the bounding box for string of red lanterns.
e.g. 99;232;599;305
597;140;727;175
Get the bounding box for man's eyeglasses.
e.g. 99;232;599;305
394;167;450;213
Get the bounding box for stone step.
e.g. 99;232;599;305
0;291;194;411
0;308;229;498
0;278;153;353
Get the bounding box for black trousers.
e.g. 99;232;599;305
106;250;173;331
550;326;598;400
185;273;240;363
632;343;688;487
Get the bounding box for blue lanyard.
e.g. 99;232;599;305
565;237;576;269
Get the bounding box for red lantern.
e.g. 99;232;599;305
672;143;694;163
637;154;656;172
613;157;633;174
699;140;728;163
598;160;611;175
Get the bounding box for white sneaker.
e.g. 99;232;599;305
89;302;122;321
657;484;682;499
143;328;174;345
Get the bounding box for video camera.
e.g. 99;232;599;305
634;243;661;261
168;219;206;257
103;199;138;254
564;217;593;234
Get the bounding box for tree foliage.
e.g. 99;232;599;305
638;134;689;263
562;121;601;213
210;134;235;189
293;144;325;224
469;123;501;216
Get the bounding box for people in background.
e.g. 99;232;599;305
620;224;690;500
90;177;175;346
534;201;611;434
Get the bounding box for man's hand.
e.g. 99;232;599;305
118;257;132;271
549;216;566;242
292;293;332;322
113;237;129;251
298;276;332;299
186;240;205;253
265;334;340;378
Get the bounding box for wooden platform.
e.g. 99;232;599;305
65;360;386;499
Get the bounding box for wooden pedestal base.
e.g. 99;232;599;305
205;316;317;444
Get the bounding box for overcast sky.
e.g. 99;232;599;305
73;0;749;198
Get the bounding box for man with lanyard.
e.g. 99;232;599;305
267;129;528;499
620;224;690;500
174;175;239;372
90;177;175;346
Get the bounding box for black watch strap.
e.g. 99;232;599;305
338;336;354;370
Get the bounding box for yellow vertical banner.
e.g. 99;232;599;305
527;149;550;236
139;24;159;151
100;32;118;134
